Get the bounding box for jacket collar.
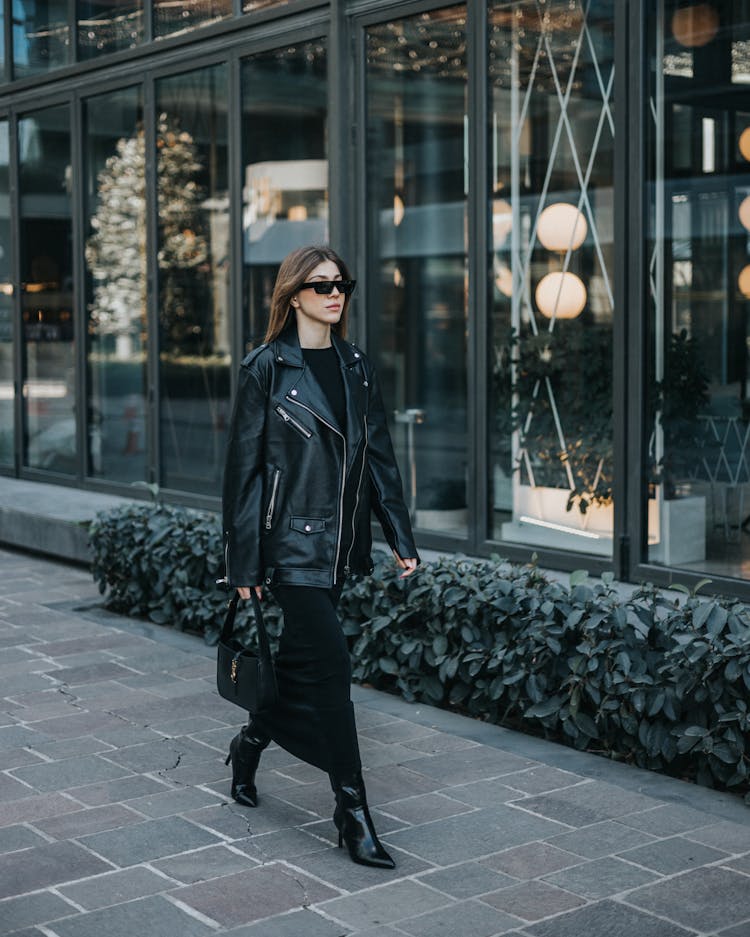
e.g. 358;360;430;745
272;321;360;370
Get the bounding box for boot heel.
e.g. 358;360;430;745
224;752;231;766
338;830;343;848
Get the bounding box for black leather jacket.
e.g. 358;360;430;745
221;323;419;589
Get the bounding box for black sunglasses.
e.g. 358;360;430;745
298;280;357;296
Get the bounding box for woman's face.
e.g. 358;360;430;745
291;260;345;330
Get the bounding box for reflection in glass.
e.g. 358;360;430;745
154;0;231;38
243;0;289;11
0;121;11;468
19;105;75;473
77;0;143;58
488;0;615;557
84;87;146;482
366;7;468;536
241;40;327;348
646;1;750;577
156;66;230;494
13;0;70;77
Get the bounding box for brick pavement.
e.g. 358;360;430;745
1;546;749;936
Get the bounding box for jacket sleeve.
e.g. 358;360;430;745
365;363;420;562
221;363;267;588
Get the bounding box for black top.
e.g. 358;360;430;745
302;346;346;432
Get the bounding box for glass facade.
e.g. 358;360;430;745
365;8;469;537
2;1;750;597
241;39;328;349
489;1;615;556
646;0;750;580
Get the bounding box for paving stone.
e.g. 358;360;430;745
147;716;224;736
715;923;750;937
725;854;750;875
401;732;479;754
26;712;126;740
318;879;453;930
78;816;223;866
404;748;535;785
481;880;586;921
384;804;568;865
483;842;585;879
3;702;82;724
618;835;729;874
271;778;341;818
126;785;224;819
103;737;218;773
47;895;215;937
66;775;173;806
548;819;658;859
234;826;330;862
10;753;132;793
0;890;77;934
29;735;114;759
416;861;518;899
45;662;136;686
184;797;318;838
500;767;585;796
519;781;660;827
446;778;528;808
221;908;348;937
626;866;750;932
543;856;659;899
359;720;437;744
0;840;113;899
30;635;135;657
174;865;338;928
399;897;523;936
0;774;35;802
89;726;161;747
32;804;144;839
685;821;750;855
59;866;174;909
0;824;48;853
151;844;260;884
378;792;474;825
524;899;693;937
0;726;53;750
0;792;80;828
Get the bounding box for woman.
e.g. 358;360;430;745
221;245;419;869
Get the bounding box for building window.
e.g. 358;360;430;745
646;1;750;578
0;120;11;468
13;0;71;77
153;0;232;39
84;86;146;482
77;0;144;58
19;105;74;473
365;7;468;537
156;65;229;494
488;0;615;557
241;38;328;349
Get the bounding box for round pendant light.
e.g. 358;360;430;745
739;265;750;299
536;203;587;253
740;127;750;163
535;271;587;320
740;195;750;232
671;4;719;48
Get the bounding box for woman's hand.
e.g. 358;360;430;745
392;550;418;578
237;586;263;600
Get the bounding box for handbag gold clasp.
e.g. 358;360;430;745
230;659;238;683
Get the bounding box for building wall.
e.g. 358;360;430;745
1;0;750;597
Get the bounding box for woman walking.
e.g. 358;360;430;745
221;245;419;869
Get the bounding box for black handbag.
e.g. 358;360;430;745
216;591;278;714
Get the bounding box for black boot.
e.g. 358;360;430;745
224;725;270;807
333;772;395;869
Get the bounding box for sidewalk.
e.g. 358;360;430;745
1;547;749;937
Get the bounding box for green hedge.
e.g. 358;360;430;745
90;502;750;801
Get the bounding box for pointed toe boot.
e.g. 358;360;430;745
333;772;395;869
225;724;270;808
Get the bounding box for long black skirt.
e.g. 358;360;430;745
252;582;361;784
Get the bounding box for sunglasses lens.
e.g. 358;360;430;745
313;282;335;294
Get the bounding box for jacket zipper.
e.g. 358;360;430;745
286;395;347;584
265;468;281;530
275;404;313;439
345;416;368;573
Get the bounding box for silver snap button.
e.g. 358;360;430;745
265;577;271;584
291;389;298;396
363;380;369;387
277;356;284;362
354;352;360;358
304;524;312;532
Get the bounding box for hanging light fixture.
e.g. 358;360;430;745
739;265;750;299
739;127;750;163
535;271;587;320
393;193;405;226
536;202;587;253
494;262;513;297
671;4;719;48
739;195;750;232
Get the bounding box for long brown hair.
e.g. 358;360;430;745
264;245;353;344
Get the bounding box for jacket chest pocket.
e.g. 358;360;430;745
274;405;313;439
290;516;326;534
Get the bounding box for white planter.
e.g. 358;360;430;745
648;495;706;565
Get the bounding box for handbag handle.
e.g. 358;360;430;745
220;591;272;660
